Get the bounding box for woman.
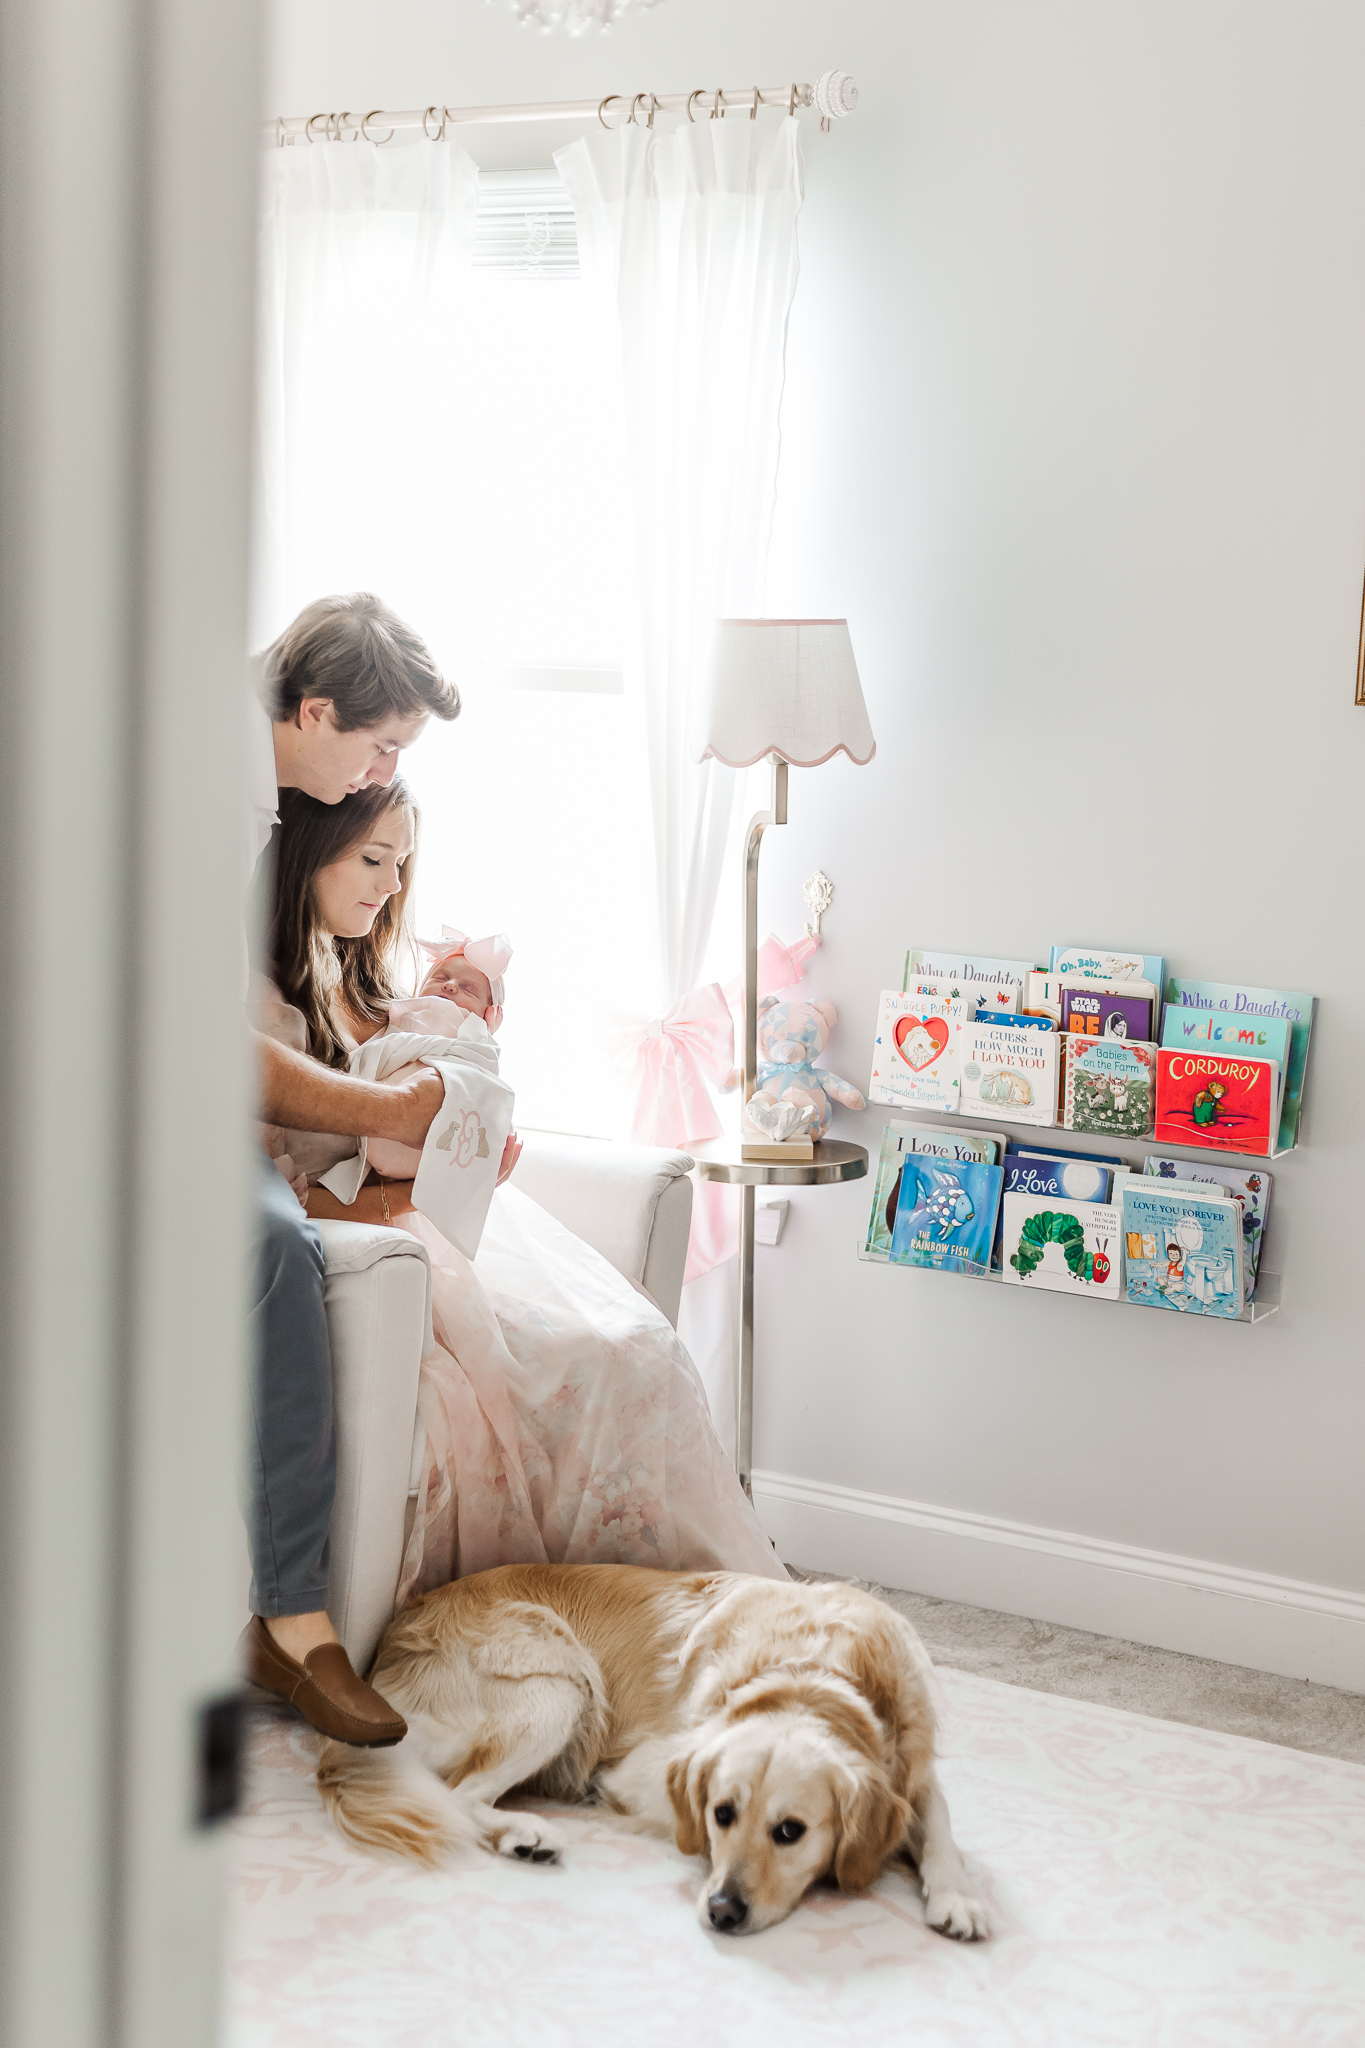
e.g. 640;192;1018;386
254;777;784;1607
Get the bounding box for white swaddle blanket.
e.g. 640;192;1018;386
318;1008;515;1259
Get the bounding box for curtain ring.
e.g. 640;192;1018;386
750;88;760;121
648;92;658;127
362;108;396;145
305;111;328;143
422;105;447;141
711;88;723;120
630;91;656;129
275;116;287;149
598;94;626;130
685;89;705;123
788;83;797;118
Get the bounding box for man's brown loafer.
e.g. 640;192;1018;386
240;1616;408;1747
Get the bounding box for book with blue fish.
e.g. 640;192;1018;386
865;1123;1003;1258
1162;977;1314;1150
889;1157;1003;1275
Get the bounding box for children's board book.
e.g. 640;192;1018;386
1122;1182;1243;1318
1005;1155;1113;1202
1062;1038;1156;1138
868;992;967;1113
905;951;1033;1012
1001;1195;1122;1300
1050;946;1166;995
1163;977;1314;1150
905;977;983;1015
1145;1155;1272;1293
1160;1005;1292;1081
890;1157;1003;1275
865;1123;1002;1257
1025;972;1066;1023
959;1020;1058;1127
977;1010;1054;1031
1013;1142;1126;1164
1060;984;1154;1042
1153;1049;1280;1156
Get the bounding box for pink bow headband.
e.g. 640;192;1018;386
418;925;512;1007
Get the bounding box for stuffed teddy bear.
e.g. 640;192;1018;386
748;996;866;1141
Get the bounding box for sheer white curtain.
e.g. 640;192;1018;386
253;139;479;649
557;117;804;1015
557;117;805;1447
252;121;804;1447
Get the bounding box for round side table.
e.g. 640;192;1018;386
689;1138;868;1498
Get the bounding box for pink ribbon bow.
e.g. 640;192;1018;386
611;983;738;1148
722;930;821;1013
418;925;513;985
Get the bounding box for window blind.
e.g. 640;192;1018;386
473;170;580;279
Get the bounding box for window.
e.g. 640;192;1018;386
258;162;761;1139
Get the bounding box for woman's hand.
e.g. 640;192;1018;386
497;1131;522;1187
267;1147;309;1210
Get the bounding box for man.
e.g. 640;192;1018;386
240;593;455;1745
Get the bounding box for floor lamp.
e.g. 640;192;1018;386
692;619;876;1497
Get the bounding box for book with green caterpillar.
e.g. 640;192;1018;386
1000;1194;1123;1300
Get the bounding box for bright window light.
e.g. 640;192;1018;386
257;201;667;1136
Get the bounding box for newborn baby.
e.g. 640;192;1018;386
366;927;512;1180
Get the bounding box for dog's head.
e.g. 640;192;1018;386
666;1672;909;1936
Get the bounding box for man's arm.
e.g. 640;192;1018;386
256;1031;444;1150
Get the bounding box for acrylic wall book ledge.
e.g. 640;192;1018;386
856;1244;1281;1324
873;1102;1294;1169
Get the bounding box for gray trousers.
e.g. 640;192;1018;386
247;1154;335;1617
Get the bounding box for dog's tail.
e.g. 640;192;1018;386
316;1737;471;1867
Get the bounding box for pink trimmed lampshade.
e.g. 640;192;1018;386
697;618;875;768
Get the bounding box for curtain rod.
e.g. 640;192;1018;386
268;71;859;147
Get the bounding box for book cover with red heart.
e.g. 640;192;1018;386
1154;1050;1279;1156
868;990;968;1114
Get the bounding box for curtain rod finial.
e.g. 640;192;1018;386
812;71;858;127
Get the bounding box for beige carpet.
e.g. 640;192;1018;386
795;1569;1365;1765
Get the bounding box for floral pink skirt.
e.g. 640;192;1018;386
393;1184;784;1609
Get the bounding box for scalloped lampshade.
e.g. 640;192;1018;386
697;618;875;768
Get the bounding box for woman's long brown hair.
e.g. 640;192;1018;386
269;779;418;1068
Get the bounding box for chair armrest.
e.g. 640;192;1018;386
512;1132;694;1328
315;1220;430;1671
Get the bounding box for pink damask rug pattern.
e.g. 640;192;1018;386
225;1668;1365;2048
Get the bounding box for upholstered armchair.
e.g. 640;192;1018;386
315;1132;695;1670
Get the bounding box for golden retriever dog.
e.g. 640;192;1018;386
318;1564;992;1939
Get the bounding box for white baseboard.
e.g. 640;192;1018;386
752;1469;1365;1693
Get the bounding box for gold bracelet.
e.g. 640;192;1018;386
379;1179;391;1226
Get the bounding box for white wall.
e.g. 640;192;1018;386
267;1;1365;1670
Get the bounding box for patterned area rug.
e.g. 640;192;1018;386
226;1666;1365;2047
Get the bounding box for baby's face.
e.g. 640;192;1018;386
421;952;494;1018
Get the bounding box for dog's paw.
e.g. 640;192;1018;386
925;1888;992;1941
487;1815;566;1865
